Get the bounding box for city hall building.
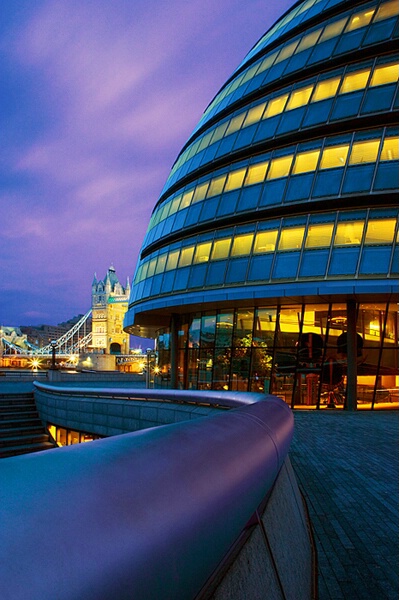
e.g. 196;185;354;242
124;0;399;409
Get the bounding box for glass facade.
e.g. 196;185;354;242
125;0;399;409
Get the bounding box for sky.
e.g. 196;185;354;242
0;0;294;329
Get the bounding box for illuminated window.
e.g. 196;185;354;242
345;9;375;32
296;29;322;52
287;86;313;110
212;122;229;143
208;174;227;197
231;234;254;256
147;258;157;277
264;95;289;118
340;69;371;94
225;168;247;191
211;238;231;260
374;0;399;22
292;150;320;174
320;145;349;169
166;250;180;271
349;140;380;164
267;155;293;179
277;41;299;63
198;131;213;152
241;63;260;83
194;242;212;264
244;103;267;126
192;182;209;203
279;227;305;250
305;224;334;248
225;113;246;135
364;219;396;244
370;63;399;87
334;222;364;245
312;76;341;102
180;189;194;209
319;18;347;42
380;137;399;161
155;254;167;274
160;203;170;220
170;194;182;215
254;230;278;253
245;162;269;185
258;52;278;74
179;246;195;267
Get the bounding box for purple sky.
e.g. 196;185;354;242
1;0;293;327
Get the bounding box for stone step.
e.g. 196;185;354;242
0;425;46;438
0;417;43;429
0;411;40;422
0;441;56;458
0;432;50;449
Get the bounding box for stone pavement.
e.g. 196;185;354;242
289;410;398;600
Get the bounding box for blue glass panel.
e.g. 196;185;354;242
162;215;176;236
283;48;313;75
189;153;203;171
308;39;338;65
233;125;257;150
247;254;273;281
225;258;249;283
302;100;334;127
142;279;152;298
259;179;287;207
342;165;375;194
215;135;237;158
150;274;163;296
359;247;392;275
161;271;176;293
329;248;360;275
263;61;288;85
333;30;366;57
236;185;262;212
363;20;396;46
272;252;300;279
173;209;188;231
361;85;396;114
312;169;343;198
299;250;329;277
373;162;399;190
245;73;267;94
184;203;203;228
188;264;208;288
201;143;220;164
285;173;314;202
207;261;227;285
276;107;306;134
173;267;190;291
216;191;240;216
253;117;280;143
391;247;399;275
330;91;363;120
199;197;219;222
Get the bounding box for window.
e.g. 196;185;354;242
179;246;195;267
296;29;321;52
170;194;182;215
334;222;364;245
345;9;374;32
364;219;396;244
305;224;334;248
245;162;269;185
180;189;194;209
278;227;305;250
155;254;167;274
380;137;399;161
194;242;212;264
287;86;314;110
212;122;229;143
147;258;157;277
340;69;370;94
225;113;246;135
267;155;293;179
370;63;399;87
208;174;227;197
254;230;278;253
320;145;349;169
277;41;299;63
166;250;180;271
244;103;267;126
231;234;254;256
319;18;347;42
312;77;340;101
264;95;289;118
349;140;380;164
225;168;247;191
192;182;209;203
211;238;231;260
374;0;399;22
292;150;320;174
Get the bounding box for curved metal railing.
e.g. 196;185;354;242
0;390;293;600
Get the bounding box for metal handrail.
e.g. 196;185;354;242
0;392;293;600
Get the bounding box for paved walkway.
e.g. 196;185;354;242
289;410;398;600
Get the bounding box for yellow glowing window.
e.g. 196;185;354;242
211;238;231;260
305;224;334;248
340;69;371;94
312;77;340;102
319;18;347;42
179;246;195;267
180;189;194;209
147;258;157;277
365;219;396;244
349;140;380;164
245;162;269;185
287;86;313;110
320;145;349;169
225;168;247;191
170;194;182;215
345;9;374;32
254;230;278;253
374;0;399;21
155;254;167;274
278;227;305;250
226;113;246;135
241;63;260;83
277;41;299;63
334;222;364;245
257;52;278;74
198;131;213;152
264;94;289;118
212;122;229;143
160;203;170;220
194;242;212;264
208;174;227;197
292;150;320;174
380;137;399;161
244;103;267;126
192;182;209;203
267;155;293;179
296;29;322;52
371;63;399;86
165;250;180;271
231;234;254;256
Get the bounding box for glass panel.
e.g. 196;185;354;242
287;86;313;110
264;94;289;118
225;168;247;191
278;227;305;250
180;189;194;209
244;103;267;126
188;315;201;348
296;29;322;52
212;122;229;143
371;63;399;87
380;137;399;161
364;219;396;244
208;174;227;197
165;250;180;271
147;257;157;277
312;77;340;102
349;140;380;164
334;222;364;245
345;9;374;32
194;242;212;264
170;194;182;215
211;238;231;260
215;311;234;347
225;113;246;135
201;314;216;347
234;309;255;345
192;182;209;203
374;0;399;21
231;234;254;256
320;144;349;169
340;69;370;94
305;223;334;248
292;150;320;174
277;41;299;62
319;18;347;42
254;230;278;253
179;246;195;267
267;155;293;179
245;162;269;185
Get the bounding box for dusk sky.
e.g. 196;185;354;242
1;0;294;328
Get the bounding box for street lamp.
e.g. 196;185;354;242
50;341;57;370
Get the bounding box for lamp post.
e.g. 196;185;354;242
50;341;57;370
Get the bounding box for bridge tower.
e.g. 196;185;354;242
91;266;130;355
